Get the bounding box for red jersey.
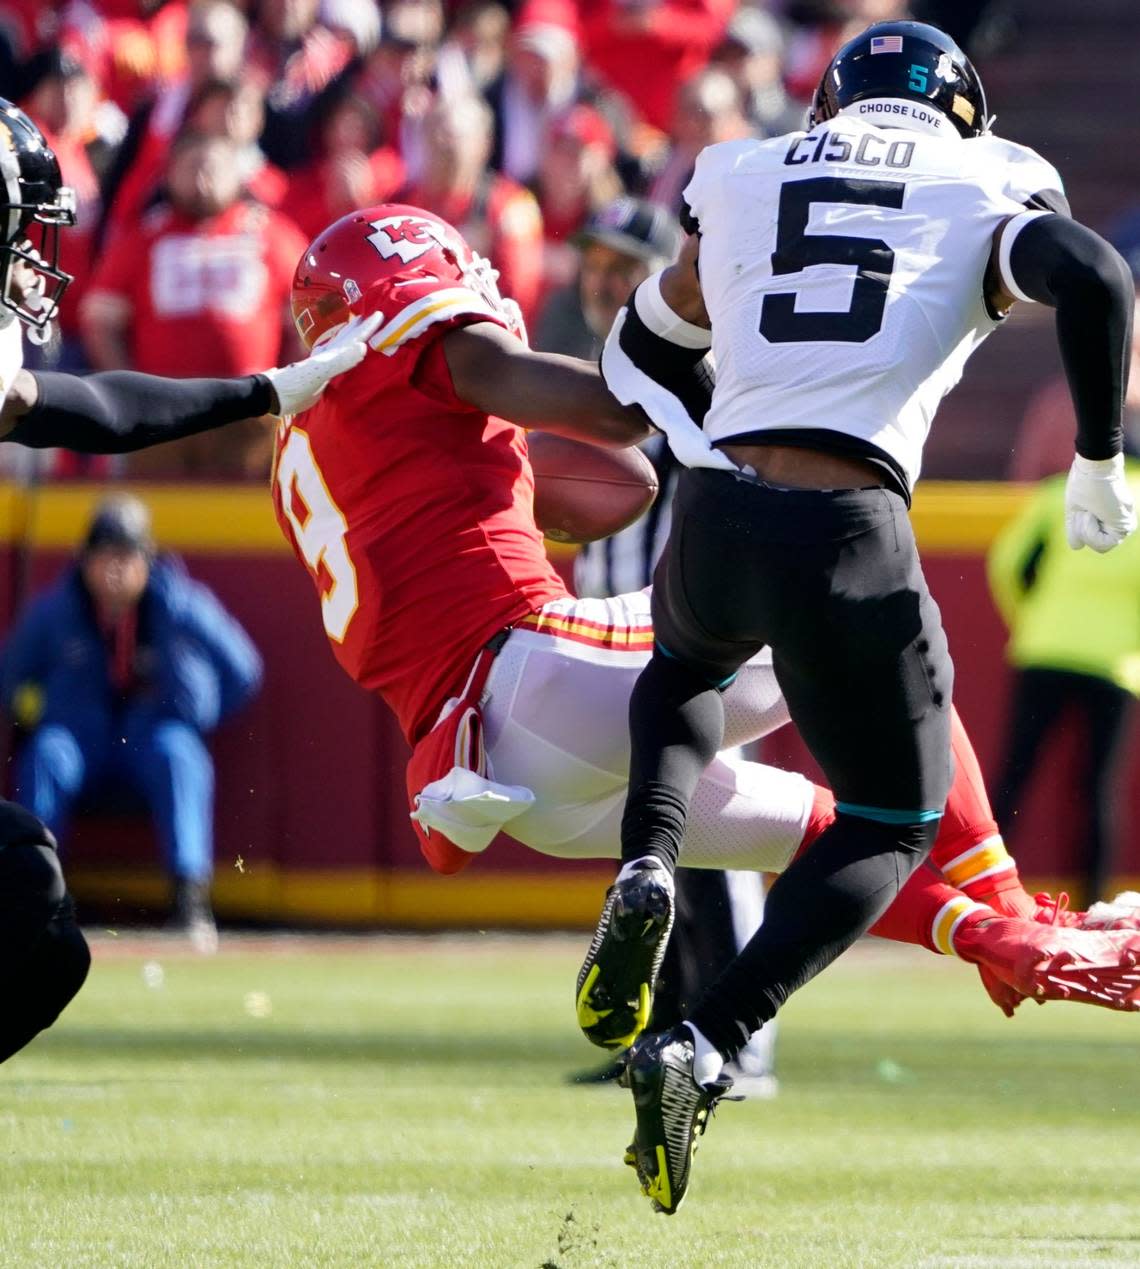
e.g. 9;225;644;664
84;200;308;378
272;210;568;743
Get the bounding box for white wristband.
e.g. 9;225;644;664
633;272;713;350
1072;452;1124;476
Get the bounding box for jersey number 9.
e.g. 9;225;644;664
275;427;360;643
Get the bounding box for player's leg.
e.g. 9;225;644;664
867;860;1140;1016
620;477;954;1212
929;706;1035;919
0;800;90;1064
484;591;813;867
676;481;951;1045
932;703;1140;930
718;647;791;751
577;483;762;1054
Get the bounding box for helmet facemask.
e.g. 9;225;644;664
0;184;76;340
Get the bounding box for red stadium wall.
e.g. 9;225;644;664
6;482;1137;928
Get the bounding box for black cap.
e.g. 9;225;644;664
572;197;681;265
82;495;155;557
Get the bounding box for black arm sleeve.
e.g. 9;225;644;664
7;371;275;454
617;300;714;425
1007;214;1134;460
1025;188;1070;217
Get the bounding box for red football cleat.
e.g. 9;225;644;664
955;914;1140;1017
1033;890;1140;932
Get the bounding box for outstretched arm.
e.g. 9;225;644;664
0;313;382;452
442;321;652;448
1;369;275;451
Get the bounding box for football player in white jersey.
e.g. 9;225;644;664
585;21;1139;1213
0;98;377;1064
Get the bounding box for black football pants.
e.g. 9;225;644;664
622;467;954;1056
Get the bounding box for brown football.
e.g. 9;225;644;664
528;432;659;545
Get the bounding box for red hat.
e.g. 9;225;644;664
550;104;615;159
514;0;579;44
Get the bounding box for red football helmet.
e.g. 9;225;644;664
291;203;521;350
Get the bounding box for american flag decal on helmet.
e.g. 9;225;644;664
870;35;903;53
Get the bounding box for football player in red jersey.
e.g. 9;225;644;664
274;202;1140;1029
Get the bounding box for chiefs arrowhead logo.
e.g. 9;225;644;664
366;215;449;264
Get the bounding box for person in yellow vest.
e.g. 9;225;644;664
988;457;1140;903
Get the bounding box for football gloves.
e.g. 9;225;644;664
263;311;383;416
1064;453;1137;553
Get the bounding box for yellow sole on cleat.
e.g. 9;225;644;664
609;983;652;1049
646;1146;673;1213
575;964;613;1029
577;970;653;1049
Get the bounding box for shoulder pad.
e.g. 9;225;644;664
973;135;1066;208
366;274;512;358
683;139;762;225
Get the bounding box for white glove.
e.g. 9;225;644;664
263;311;384;416
1064;453;1137;553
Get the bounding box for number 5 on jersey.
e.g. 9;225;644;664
275;426;359;642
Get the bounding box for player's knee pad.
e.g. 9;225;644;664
0;801;91;1063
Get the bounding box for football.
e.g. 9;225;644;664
528;432;659;544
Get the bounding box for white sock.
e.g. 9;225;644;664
616;856;673;887
684;1022;724;1087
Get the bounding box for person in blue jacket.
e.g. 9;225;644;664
2;493;262;950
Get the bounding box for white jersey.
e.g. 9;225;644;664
684;117;1063;489
0;311;23;408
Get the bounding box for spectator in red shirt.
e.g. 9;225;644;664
401;93;545;327
80;130;308;476
580;0;735;134
99;0;249;250
184;79;289;210
536;104;623;299
285;88;405;241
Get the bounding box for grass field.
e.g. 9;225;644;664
1;932;1138;1268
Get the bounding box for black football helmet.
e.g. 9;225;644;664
810;21;990;140
0;99;76;330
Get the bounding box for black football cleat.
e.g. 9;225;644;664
575;859;675;1049
622;1026;733;1215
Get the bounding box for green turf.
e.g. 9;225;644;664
1;934;1138;1268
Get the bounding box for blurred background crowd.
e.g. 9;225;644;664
0;0;1052;481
